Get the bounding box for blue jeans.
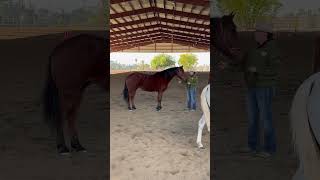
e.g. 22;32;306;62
187;87;196;110
247;87;276;153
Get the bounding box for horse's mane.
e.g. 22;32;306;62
154;67;180;80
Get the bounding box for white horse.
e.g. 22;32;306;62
290;72;320;180
197;84;210;148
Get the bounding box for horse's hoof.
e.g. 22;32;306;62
156;107;162;111
132;106;136;110
197;143;204;149
71;144;87;153
57;145;70;155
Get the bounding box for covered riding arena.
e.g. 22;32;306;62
110;0;210;179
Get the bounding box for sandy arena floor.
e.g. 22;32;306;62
110;72;210;180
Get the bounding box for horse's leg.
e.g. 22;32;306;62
128;90;133;111
131;90;137;110
57;95;70;155
292;163;303;180
67;92;86;152
197;114;206;149
156;91;163;111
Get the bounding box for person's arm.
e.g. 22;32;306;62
224;52;248;72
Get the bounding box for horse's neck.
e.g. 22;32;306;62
166;74;176;82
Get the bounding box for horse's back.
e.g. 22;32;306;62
290;72;320;180
50;34;107;89
125;72;146;88
306;73;320;149
126;72;160;91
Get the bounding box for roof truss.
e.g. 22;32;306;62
110;0;210;52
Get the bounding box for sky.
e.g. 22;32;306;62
110;53;210;65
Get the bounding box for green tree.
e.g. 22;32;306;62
150;54;175;70
178;54;198;71
217;0;282;29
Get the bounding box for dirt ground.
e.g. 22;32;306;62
213;32;319;180
0;31;108;180
110;72;210;180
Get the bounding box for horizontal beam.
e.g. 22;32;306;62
112;34;163;45
110;0;210;6
111;17;209;30
110;7;209;20
111;38;209;52
111;24;210;37
111;34;209;47
111;37;209;49
111;29;209;43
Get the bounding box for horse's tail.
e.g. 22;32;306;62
43;55;61;130
123;81;129;104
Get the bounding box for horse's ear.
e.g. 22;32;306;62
229;11;235;18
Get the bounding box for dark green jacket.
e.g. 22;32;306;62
229;40;281;88
186;76;198;88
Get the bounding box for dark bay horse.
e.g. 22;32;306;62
123;66;187;111
211;12;239;79
212;12;239;60
43;34;108;155
209;12;239;84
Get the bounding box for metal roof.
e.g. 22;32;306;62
110;0;210;52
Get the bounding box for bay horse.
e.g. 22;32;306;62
123;66;187;111
43;34;108;155
290;37;320;180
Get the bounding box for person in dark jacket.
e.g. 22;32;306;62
185;71;198;111
220;22;281;158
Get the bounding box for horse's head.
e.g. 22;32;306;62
213;12;239;60
175;66;187;81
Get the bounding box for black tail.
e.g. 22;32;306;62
123;82;129;104
43;56;61;130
